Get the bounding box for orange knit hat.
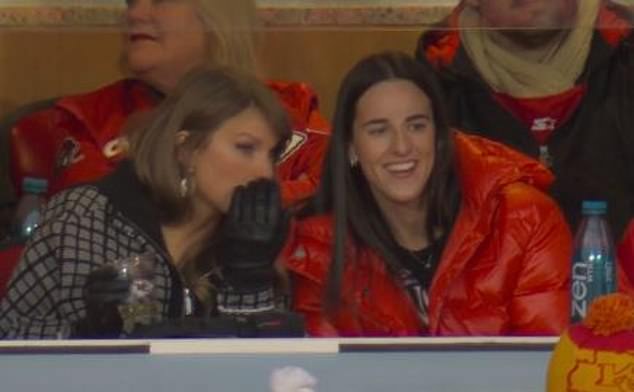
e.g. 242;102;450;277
546;293;634;391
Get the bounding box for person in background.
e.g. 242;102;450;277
416;0;634;240
6;0;328;208
0;68;292;339
284;52;571;336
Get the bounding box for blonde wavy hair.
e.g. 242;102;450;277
195;0;258;74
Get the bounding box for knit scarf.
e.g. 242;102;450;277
459;0;600;98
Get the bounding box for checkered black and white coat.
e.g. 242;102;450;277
0;165;276;339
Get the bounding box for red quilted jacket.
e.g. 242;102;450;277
284;132;572;336
9;78;330;205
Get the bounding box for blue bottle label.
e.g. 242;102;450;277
571;251;615;322
571;257;589;322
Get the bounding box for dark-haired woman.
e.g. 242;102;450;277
284;52;572;336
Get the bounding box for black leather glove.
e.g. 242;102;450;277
217;179;289;291
72;266;130;338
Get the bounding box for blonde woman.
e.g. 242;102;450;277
9;0;328;205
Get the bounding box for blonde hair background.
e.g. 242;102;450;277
195;0;258;75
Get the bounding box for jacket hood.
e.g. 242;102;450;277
265;80;321;131
452;131;553;208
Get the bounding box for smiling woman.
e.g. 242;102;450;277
283;51;573;337
350;79;436;219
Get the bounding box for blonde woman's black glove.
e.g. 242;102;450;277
217;179;289;291
73;266;129;338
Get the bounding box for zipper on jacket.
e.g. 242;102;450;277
539;146;553;168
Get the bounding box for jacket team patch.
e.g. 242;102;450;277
278;131;307;164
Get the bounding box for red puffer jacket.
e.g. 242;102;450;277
616;221;634;297
284;132;572;336
9;78;330;205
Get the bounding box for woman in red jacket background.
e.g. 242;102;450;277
284;51;572;336
7;0;329;206
0;0;329;296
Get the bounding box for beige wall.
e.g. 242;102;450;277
0;28;421;121
0;31;123;117
258;29;421;119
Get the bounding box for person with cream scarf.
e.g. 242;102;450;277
416;0;634;243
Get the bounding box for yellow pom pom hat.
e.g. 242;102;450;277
546;293;634;391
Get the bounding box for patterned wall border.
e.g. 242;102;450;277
258;5;452;27
0;5;453;28
0;6;123;28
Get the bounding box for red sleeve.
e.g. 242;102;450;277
283;235;338;337
291;273;341;337
0;243;23;298
617;220;634;297
10;80;153;199
10;108;71;197
507;186;572;335
277;129;329;206
267;80;330;206
11;107;113;198
282;218;354;337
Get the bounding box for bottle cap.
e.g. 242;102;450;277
582;200;607;215
22;177;48;195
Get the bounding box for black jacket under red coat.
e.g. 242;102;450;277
416;1;634;239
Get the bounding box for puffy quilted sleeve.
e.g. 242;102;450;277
283;236;341;337
617;220;634;297
282;215;353;337
505;184;572;334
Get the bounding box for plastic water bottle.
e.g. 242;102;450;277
570;200;616;323
11;177;48;241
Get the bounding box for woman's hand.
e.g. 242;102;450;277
217;179;289;291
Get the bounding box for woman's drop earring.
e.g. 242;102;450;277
349;150;359;167
179;177;190;198
180;169;194;198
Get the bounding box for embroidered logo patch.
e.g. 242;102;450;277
531;117;557;132
56;136;84;169
278;131;308;164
